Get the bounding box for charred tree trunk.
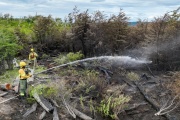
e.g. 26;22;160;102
6;54;13;70
0;59;5;75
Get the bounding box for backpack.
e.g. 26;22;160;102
30;52;35;59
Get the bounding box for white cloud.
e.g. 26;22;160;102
0;0;179;21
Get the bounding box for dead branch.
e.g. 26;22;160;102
23;102;37;117
39;110;46;120
0;92;8;97
69;106;93;120
51;99;61;108
98;66;112;84
62;96;76;119
53;107;59;120
98;66;113;75
155;95;180;116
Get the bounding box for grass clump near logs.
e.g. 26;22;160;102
97;85;131;119
97;95;131;119
27;84;58;103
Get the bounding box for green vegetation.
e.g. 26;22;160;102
0;69;18;84
126;72;140;81
97;95;131;119
0;7;179;119
54;51;84;64
0;7;179;75
28;83;58;100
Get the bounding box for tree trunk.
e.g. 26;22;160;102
6;55;13;70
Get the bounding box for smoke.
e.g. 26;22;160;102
126;36;180;60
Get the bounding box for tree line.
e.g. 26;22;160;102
0;7;179;74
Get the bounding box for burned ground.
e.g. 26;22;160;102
0;60;180;120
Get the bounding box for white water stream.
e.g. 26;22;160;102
36;56;152;75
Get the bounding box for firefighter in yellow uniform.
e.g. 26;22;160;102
19;61;32;97
29;48;38;68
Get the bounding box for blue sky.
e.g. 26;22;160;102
0;0;179;21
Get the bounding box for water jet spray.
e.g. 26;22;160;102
35;56;152;75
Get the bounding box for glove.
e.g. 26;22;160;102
25;70;29;74
29;75;32;77
25;69;31;74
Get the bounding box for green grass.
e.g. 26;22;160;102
34;65;46;73
0;68;19;84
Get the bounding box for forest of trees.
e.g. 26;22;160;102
0;7;179;74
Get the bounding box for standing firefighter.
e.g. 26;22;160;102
29;48;38;68
19;61;32;97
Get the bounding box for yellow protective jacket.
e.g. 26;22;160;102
29;52;38;60
19;68;31;80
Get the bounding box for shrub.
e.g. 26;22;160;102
67;51;84;62
97;94;131;119
41;53;49;59
54;55;68;64
126;72;140;81
54;51;84;65
28;83;58;100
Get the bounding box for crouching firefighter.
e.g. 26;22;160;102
19;61;32;97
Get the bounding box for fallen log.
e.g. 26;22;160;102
32;92;54;112
121;78;135;87
135;82;177;120
70;106;93;120
124;102;148;112
23;102;37;117
39;110;46;120
136;83;159;110
53;107;59;120
0;95;18;104
0;92;8;97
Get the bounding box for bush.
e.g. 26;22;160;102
54;51;84;64
41;53;49;59
28;83;58;100
67;51;84;62
97;94;131;119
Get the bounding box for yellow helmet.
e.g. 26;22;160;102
31;48;34;52
20;61;26;67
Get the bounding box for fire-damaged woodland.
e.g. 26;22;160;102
0;7;180;120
